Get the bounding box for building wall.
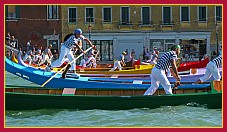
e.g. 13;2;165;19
6;5;62;52
61;5;222;61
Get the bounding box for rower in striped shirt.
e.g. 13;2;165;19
46;28;95;78
194;55;222;84
144;45;181;95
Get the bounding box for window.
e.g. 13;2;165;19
47;5;58;19
120;7;130;25
216;6;222;22
103;7;112;23
89;40;113;61
85;7;94;23
5;5;19;20
180;39;206;60
150;39;177;53
181;6;190;22
198;6;207;22
141;7;151;25
150;39;164;53
68;7;77;23
162;6;172;24
48;40;59;53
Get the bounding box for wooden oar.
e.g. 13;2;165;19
41;47;93;87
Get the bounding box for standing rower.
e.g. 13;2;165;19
144;45;181;95
45;28;95;78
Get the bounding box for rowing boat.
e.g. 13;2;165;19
5;57;213;89
13;52;155;74
10;53;215;78
5;80;222;110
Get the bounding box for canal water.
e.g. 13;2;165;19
5;72;222;127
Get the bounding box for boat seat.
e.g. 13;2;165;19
62;88;76;96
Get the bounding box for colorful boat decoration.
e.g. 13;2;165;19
5;57;210;89
178;58;209;72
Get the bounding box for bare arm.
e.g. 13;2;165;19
170;59;181;81
120;61;126;66
84;37;95;48
74;44;84;53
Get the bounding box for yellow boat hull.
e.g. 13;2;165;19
52;64;155;74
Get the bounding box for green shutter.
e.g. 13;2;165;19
16;6;20;19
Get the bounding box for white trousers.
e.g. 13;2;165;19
23;54;32;65
199;61;221;82
144;67;172;95
51;45;75;70
110;60;122;71
40;54;51;65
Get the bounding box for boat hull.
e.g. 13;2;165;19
5;91;222;110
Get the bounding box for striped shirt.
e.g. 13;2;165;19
117;54;124;61
155;51;178;71
212;55;222;68
64;35;85;49
43;47;51;55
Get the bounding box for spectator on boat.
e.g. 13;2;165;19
201;54;208;61
23;46;35;65
143;47;150;61
130;49;136;61
184;47;190;62
194;55;222;84
144;45;181;95
149;47;157;61
125;49;128;62
86;55;97;68
10;35;18;48
85;48;98;68
144;48;150;61
45;28;95;78
52;50;58;62
110;51;127;71
87;47;97;58
40;44;53;65
189;47;194;61
142;47;146;61
125;49;131;62
37;45;43;54
79;57;88;68
149;51;159;64
33;50;43;66
6;32;11;45
26;40;31;52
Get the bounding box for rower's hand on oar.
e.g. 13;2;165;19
81;50;86;54
92;45;96;49
174;81;181;88
172;81;180;94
